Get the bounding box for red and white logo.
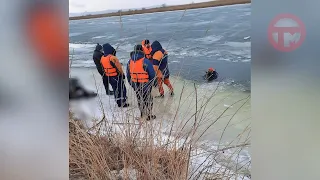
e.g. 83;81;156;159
268;14;306;52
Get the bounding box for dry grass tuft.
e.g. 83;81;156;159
69;112;190;180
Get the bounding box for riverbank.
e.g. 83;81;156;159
69;67;251;179
69;109;251;179
69;0;251;20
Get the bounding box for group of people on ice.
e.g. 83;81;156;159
69;39;219;121
92;40;174;121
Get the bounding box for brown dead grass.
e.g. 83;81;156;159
69;0;251;21
69;112;189;180
69;93;251;180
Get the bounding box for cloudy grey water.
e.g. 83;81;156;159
69;4;251;89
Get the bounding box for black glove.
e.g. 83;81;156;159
122;75;125;80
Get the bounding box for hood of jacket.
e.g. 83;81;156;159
95;43;103;51
102;43;116;56
130;50;145;61
151;40;162;55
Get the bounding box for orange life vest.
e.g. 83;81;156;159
101;55;118;76
129;58;149;83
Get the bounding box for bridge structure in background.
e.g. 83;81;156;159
69;0;251;21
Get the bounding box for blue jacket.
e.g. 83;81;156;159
151;41;170;78
126;50;155;90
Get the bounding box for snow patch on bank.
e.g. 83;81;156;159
70;96;251;179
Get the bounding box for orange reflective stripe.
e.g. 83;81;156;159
152;51;163;61
101;55;118;76
129;58;149;83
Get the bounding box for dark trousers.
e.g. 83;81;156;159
107;76;127;106
134;84;153;117
102;76;112;94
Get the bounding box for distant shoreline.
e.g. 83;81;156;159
69;0;250;21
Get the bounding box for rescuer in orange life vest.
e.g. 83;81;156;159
151;40;174;98
141;39;152;60
93;43;114;95
101;43;129;108
127;45;157;121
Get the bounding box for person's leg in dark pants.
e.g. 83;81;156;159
143;85;155;120
102;76;114;95
135;87;144;117
109;76;128;107
116;77;128;106
108;76;129;107
135;85;155;120
108;76;118;99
